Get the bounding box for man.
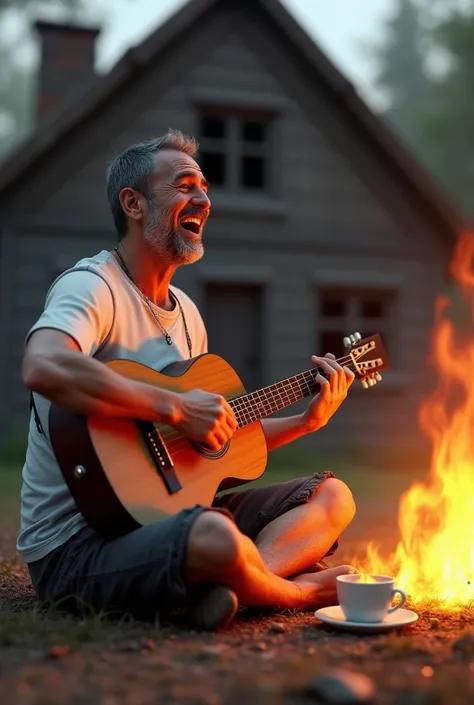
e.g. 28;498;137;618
19;129;357;631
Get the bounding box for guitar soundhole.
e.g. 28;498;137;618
190;440;230;459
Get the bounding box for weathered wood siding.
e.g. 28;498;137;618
0;4;452;457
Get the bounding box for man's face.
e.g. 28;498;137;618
142;149;211;265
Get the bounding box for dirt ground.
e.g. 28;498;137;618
1;498;474;705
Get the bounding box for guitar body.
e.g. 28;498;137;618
49;354;268;538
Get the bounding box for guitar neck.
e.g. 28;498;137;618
229;354;357;428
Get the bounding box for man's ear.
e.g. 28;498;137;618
119;188;143;223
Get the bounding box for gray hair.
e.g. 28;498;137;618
106;129;199;240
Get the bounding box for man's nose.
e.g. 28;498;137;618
192;188;211;209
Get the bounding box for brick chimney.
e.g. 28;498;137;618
35;20;101;122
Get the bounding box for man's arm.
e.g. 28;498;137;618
260;416;309;452
23;329;181;424
261;355;355;452
23;271;237;448
23;269;182;423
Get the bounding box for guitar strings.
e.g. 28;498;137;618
159;357;358;453
154;355;362;456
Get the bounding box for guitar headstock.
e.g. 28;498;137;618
342;332;391;390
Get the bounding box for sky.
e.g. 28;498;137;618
89;0;397;108
0;0;407;140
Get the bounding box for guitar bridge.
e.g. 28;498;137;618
135;420;182;495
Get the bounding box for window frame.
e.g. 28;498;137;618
315;286;397;363
196;107;275;193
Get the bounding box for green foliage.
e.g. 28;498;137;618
417;8;474;219
0;0;87;157
370;0;474;220
365;0;432;152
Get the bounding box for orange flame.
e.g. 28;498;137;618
355;573;377;584
359;231;474;607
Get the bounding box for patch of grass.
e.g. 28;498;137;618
0;465;22;496
0;433;26;466
0;601;166;648
0;444;422;526
251;446;422;503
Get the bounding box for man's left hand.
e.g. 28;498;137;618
301;353;355;433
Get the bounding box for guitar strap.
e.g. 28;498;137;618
30;392;45;436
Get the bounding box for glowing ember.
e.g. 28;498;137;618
359;231;474;608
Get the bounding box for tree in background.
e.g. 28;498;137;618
369;0;474;220
366;0;432;157
0;0;84;157
417;6;474;220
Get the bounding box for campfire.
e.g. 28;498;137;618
359;231;474;608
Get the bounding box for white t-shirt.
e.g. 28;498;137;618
17;250;207;563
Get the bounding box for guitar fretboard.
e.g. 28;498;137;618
229;359;357;428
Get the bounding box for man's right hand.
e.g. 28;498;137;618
173;389;238;450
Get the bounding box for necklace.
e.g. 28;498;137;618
113;246;192;358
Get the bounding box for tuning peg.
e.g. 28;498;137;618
375;373;382;382
361;378;369;389
344;332;362;347
368;377;376;387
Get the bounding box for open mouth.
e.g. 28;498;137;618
179;216;203;235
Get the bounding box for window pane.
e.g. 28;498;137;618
241;155;265;188
200;152;226;185
319;331;346;358
361;297;386;318
201;116;226;139
242;120;266;142
320;296;346;317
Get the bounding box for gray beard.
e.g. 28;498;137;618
143;200;204;265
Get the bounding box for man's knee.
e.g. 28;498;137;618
185;510;243;580
313;477;356;528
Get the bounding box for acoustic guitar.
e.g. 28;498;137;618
49;332;389;538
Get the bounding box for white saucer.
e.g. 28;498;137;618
314;606;418;633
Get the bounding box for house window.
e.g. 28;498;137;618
197;110;273;192
316;288;395;360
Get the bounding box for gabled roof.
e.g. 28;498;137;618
0;0;466;239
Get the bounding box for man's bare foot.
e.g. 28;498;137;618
292;564;358;609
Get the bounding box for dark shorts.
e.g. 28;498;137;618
28;472;337;617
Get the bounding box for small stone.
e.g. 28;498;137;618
201;644;227;656
195;644;228;662
269;621;286;634
27;650;44;661
252;642;268;652
307;647;317;656
141;638;156;651
454;631;474;656
260;651;276;661
48;644;71;660
306;669;375;703
429;618;440;629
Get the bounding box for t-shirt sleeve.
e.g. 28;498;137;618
26;269;115;356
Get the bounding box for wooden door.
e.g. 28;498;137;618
204;283;264;391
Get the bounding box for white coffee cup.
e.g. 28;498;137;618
336;574;407;623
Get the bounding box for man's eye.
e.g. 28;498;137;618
179;183;191;191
